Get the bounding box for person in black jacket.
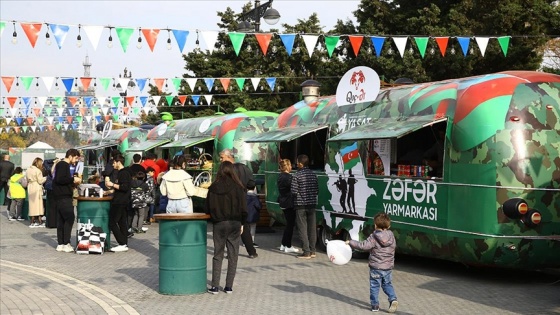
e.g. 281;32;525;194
0;153;15;210
205;161;247;295
277;159;299;254
105;154;131;252
52;149;81;253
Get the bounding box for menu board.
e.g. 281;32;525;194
373;139;391;176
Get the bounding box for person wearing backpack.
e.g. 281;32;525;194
8;167;27;221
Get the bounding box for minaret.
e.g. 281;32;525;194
83;54;92;77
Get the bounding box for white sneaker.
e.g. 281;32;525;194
284;247;299;253
279;245;286;251
29;223;38;228
56;245;64;252
38;223;46;228
110;245;129;252
141;227;148;232
63;244;74;253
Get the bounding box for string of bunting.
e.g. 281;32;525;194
1;76;278;94
0;19;513;57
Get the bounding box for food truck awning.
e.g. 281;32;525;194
328;117;447;141
125;139;171;152
245;125;328;143
77;141;119;150
160;136;215;149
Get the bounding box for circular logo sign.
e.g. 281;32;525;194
157;123;168;136
336;66;381;107
101;120;113;139
199;119;211;133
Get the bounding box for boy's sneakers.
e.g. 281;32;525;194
110;245;129;252
38;222;46;228
29;223;39;228
8;217;16;221
310;252;317;258
62;244;74;253
56;245;64;252
16;216;24;221
388;300;398;313
284;246;299;253
223;287;233;294
207;286;219;295
296;253;311;259
279;245;286;251
371;305;380;312
253;243;259;248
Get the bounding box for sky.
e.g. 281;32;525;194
0;0;360;97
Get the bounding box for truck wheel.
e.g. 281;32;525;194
317;225;329;252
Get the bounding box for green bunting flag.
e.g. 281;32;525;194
228;32;246;56
171;78;182;92
497;36;510;57
414;37;429;58
165;95;174;106
99;77;111;91
324;36;340;57
0;21;5;37
112;96;121;106
20;76;34;91
116;27;134;52
235;78;246;90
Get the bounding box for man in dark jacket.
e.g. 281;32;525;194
53;149;81;253
105;154;131;252
291;154;319;259
219;148;258;258
0;153;15;210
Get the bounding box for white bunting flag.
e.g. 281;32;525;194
301;35;319;57
83;25;104;50
392;37;408;58
475;37;489;57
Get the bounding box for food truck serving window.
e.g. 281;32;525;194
328;116;447;178
78;141;119;151
246;125;328;170
124;139;170;152
160;136;215;148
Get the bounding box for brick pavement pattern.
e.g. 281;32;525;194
1;205;559;314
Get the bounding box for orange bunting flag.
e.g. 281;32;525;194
26;117;34;125
255;33;273;55
20;23;43;48
80;107;87;115
123;107;129;115
126;96;136;106
435;37;449;57
7;97;18;108
142;28;160;52
66;116;74;124
348;35;364;56
13;127;21;133
33;108;42;116
153;78;165;92
220;78;231;93
177;95;187;105
67;97;78;107
104;115;111;122
80;77;92;91
2;76;15;92
47;125;54;131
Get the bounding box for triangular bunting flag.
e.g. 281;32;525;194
301;35;319;57
255;33;273;55
99;77;111;91
177;95;187;105
265;78;276;91
20;76;34;91
348;35;364;57
414;37;429;58
324;36;340;57
83;25;104;50
135;78;147;92
204;95;213;105
186;78;198;92
7;97;18;108
497;36;510;57
111;96;121;106
191;95;200;106
164;96;174;106
141;28;160;52
152;96;161;106
235;78;246;90
279;34;296;56
371;36;386;57
251;78;261;91
50;24;70;49
139;96;148;107
80;77;92;90
61;77;75;92
126;96;136;106
115;27;134;52
84;96;94;108
20;23;42;48
67;97;78;107
2;76;15;93
456;37;470;56
33;107;42;116
42;76;54;92
228;32;246;56
220;78;231;93
392;37;408;57
435;37;449;57
172;29;189;52
201;31;219;53
204;78;215;92
171;78;182;92
475;37;489;57
37;97;47;107
153;78;165;92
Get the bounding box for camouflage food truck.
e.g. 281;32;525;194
248;70;560;269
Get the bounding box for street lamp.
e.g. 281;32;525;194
238;0;281;32
301;79;321;104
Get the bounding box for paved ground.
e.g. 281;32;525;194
1;205;559;315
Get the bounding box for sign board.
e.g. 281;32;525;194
157;123;168;136
101;120;113;139
336;66;381;107
199;119;211;133
373;139;391;176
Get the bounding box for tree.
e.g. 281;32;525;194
22;130;73;149
0;132;26;148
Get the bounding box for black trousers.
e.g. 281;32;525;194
55;198;74;245
109;203;128;246
281;207;297;248
241;223;256;255
0;180;11;209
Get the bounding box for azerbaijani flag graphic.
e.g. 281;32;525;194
340;142;360;170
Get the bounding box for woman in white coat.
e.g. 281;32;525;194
160;155;207;213
27;157;47;227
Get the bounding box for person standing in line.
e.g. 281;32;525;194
130;171;149;233
105;154;131;252
160;155;207;214
0;154;15;211
144;167;156;224
245;180;261;248
43;158;59;228
219;149;258;258
128;153;146;179
52;149;82;253
7;167;27;221
205;161;247;294
141;152;160;182
346;213;398;313
291;154;319;259
27;157;47;228
277;159;299;253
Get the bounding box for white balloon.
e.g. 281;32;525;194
326;240;352;265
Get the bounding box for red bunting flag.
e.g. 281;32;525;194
142;28;160;52
80;77;92;91
20;23;43;48
80;107;87;115
153;78;165;92
67;97;78;107
220;78;231;93
27;117;34;125
66;116;74;124
177;95;187;105
123;107;129;114
348;35;364;57
13;127;21;133
2;76;15;92
435;37;449;57
126;96;135;106
255;33;273;55
7;97;18;108
47;125;54;131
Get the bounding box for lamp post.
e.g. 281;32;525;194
238;0;281;32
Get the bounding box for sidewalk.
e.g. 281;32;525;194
1;205;559;315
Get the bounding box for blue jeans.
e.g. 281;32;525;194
369;268;397;307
